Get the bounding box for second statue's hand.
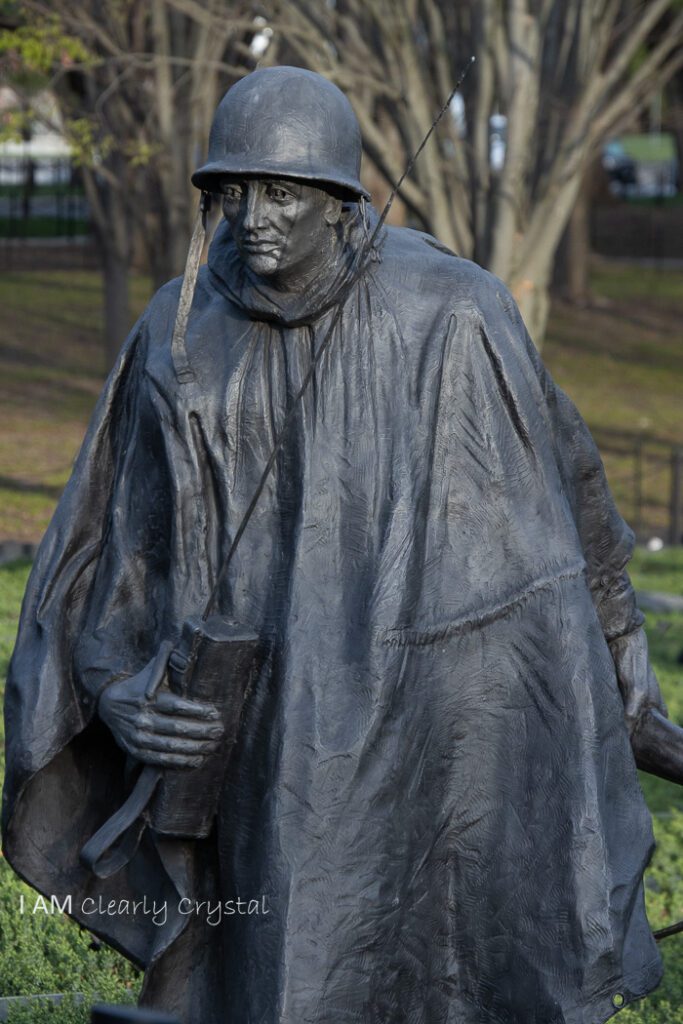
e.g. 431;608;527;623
98;644;224;770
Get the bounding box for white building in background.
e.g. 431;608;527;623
0;87;72;184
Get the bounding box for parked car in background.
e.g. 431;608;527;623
602;133;678;199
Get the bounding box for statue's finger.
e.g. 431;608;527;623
143;640;174;701
129;748;204;770
133;731;220;755
154;692;221;719
140;714;224;740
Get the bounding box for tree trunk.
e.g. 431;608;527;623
555;170;593;304
272;0;683;350
81;164;133;372
142;174;178;292
101;245;131;372
21;158;33;222
513;277;551;351
567;186;591;305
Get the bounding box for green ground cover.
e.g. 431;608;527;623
0;560;140;1020
619;133;677;163
0;270;149;540
617;547;683;1023
632;547;683;599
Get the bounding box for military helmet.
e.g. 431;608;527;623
192;66;370;199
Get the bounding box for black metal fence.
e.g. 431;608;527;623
0;158;88;227
0;157;95;269
591;426;683;545
0;185;89;235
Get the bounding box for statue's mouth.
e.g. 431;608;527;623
241;239;279;254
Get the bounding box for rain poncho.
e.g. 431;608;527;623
3;215;664;1023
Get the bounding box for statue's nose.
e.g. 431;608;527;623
242;188;265;232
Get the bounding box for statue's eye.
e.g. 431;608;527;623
222;185;243;201
269;185;293;202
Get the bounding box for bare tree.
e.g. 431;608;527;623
7;0;682;354
17;0;258;366
267;0;683;343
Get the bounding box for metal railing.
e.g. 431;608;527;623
591;426;683;545
0;158;97;270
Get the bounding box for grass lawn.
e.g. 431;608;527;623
545;262;683;442
544;261;683;541
0;560;140;1020
0;186;85;198
0;270;150;541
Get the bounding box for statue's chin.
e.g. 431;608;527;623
241;251;281;278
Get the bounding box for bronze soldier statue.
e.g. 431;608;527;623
4;66;683;1024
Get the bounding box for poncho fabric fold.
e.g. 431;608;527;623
3;216;662;1023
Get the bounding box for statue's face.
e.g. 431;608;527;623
220;176;342;286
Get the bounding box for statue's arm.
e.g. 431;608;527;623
68;308;223;768
587;536;680;781
532;345;683;783
608;626;683;783
70;327;165;708
495;289;681;782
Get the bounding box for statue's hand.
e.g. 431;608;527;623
98;647;224;770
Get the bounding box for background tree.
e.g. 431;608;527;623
2;0;261;365
3;0;683;356
267;0;683;342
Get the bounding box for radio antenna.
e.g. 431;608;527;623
201;57;476;621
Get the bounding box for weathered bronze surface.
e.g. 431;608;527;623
4;66;681;1023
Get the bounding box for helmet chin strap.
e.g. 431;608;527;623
359;194;368;234
171;190;212;384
